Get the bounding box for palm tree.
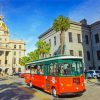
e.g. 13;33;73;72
52;15;70;54
36;40;50;58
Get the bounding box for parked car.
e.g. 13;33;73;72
19;72;25;78
87;70;100;78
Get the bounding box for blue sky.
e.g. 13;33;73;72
0;0;100;54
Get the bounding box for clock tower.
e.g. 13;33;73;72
0;16;9;42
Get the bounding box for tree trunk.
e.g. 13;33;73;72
60;30;65;55
42;53;45;58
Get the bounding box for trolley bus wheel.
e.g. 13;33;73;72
52;88;58;98
29;82;33;88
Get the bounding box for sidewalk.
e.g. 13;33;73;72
0;75;9;79
85;78;100;85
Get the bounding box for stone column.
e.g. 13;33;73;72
1;51;5;75
0;51;2;65
9;51;13;75
2;51;5;67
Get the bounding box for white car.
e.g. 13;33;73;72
87;70;100;78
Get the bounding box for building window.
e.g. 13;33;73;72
85;35;89;44
79;51;82;57
13;58;16;64
6;44;9;48
6;52;9;56
19;52;21;56
18;68;21;72
0;60;1;65
89;67;92;70
77;34;81;43
0;51;2;56
70;50;74;56
19;58;21;64
68;32;73;42
14;45;16;49
14;51;16;56
54;36;56;46
97;50;100;60
87;51;90;61
49;39;51;47
95;34;99;43
5;60;7;64
19;45;21;49
98;67;100;70
0;43;2;47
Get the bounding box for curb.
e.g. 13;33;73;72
86;79;100;85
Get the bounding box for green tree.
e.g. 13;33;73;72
20;40;50;66
28;49;39;61
52;15;70;54
20;49;39;66
36;40;50;58
20;56;30;66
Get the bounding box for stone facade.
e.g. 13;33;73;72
39;19;100;70
90;21;100;70
0;16;25;75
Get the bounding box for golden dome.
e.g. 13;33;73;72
0;16;8;32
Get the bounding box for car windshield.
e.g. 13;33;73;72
87;71;94;73
95;71;100;73
58;61;83;76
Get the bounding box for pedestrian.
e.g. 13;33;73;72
84;69;87;79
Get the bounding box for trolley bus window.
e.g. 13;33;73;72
31;65;37;74
58;61;83;76
25;65;31;74
37;65;44;75
49;63;57;76
76;62;83;75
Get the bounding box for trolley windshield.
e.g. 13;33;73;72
57;61;83;76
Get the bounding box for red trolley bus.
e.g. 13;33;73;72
24;55;85;97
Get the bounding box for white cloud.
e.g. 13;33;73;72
68;0;100;24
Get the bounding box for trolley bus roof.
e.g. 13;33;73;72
26;55;83;65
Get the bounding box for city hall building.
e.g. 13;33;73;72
39;19;100;70
0;16;25;75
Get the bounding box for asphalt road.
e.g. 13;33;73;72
0;76;100;100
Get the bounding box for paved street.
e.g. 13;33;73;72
0;76;100;100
